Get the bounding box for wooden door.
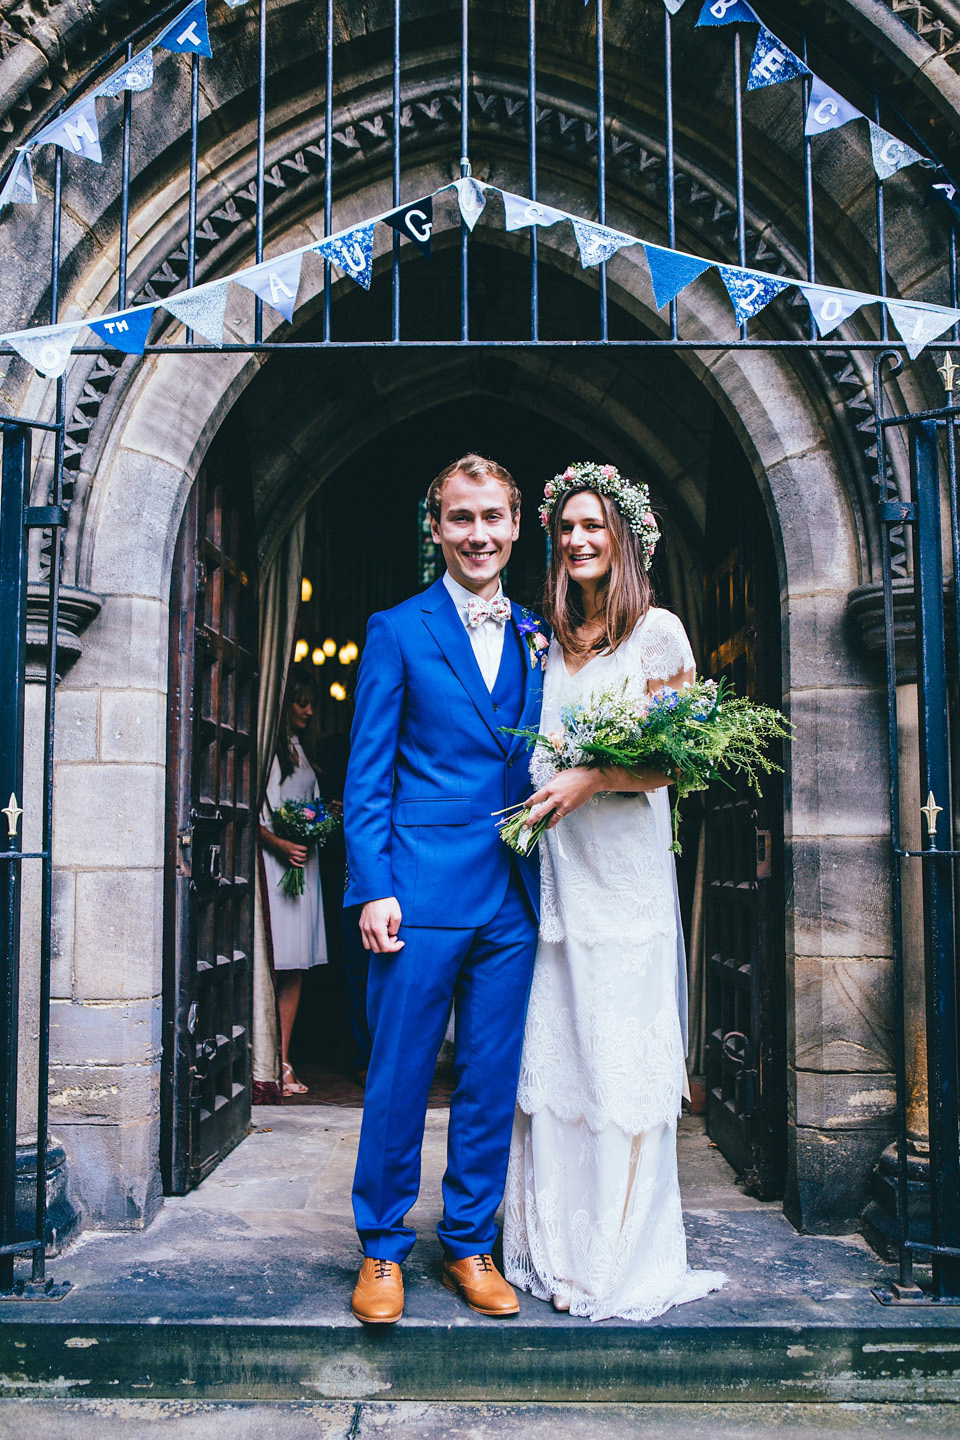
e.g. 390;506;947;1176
702;431;786;1198
161;466;258;1195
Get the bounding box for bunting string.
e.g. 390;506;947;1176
3;180;958;377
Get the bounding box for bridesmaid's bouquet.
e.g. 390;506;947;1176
269;798;341;897
496;677;791;855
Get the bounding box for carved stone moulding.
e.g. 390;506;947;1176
847;577;960;685
25;583;102;684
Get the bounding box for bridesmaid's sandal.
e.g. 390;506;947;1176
282;1062;308;1095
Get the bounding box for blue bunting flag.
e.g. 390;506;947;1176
232;251;304;321
87;305;156;354
746;27;810;91
643;244;713;310
571;219;637;269
718;266;791;323
313;225;375;289
156;0;213;58
31;98;102;163
696;0;759;26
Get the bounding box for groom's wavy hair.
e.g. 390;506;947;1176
426;453;521;522
543;484;653;658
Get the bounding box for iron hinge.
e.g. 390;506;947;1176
24;505;66;528
881;500;915;523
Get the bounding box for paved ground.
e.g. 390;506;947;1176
0;1400;958;1438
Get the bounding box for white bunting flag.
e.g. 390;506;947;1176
869;123;926;182
799;284;873;337
885;301;960;360
451;178;488;231
31;98;102;163
804;76;863;137
3;321;81;377
501;191;566;232
96;50;156;99
0;151;37;207
232;252;304;322
571;219;638;268
663;0;687;12
162;281;229;345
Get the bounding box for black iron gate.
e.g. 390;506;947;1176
0;0;959;1302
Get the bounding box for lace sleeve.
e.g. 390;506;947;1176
637;609;695;684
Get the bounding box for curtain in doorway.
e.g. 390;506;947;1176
252;515;306;1097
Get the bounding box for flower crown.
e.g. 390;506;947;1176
539;461;661;570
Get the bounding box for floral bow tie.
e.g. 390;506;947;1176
466;594;511;628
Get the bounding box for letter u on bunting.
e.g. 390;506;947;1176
885;301;960;361
718;266;791;324
382;197;434;257
571;219;637;268
451;178;487;231
643;244;713;310
232;252;304;321
746;28;810;91
313;225;375;289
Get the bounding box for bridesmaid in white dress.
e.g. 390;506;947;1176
259;675;328;1096
502;463;726;1322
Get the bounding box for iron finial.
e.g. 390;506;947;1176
937;351;957;394
920;790;943;838
1;793;23;840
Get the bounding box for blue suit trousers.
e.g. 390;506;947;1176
352;868;537;1262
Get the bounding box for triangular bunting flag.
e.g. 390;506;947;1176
885;301;960;361
3;322;80;378
663;0;687;13
799;284;872;337
32;98;102;163
696;0;759;26
746;27;810;91
232;252;304;321
869;123;926;182
718;266;792;324
87;306;156;355
162;281;229;344
382;197;434;257
313;225;375;289
156;0;213;58
571;219;637;268
451;178;487;231
97;49;155;99
927;178;960;225
501;191;566;233
643;244;712;310
0;151;37;207
804;76;863;137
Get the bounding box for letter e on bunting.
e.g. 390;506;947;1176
382;197;434;257
747;28;810;91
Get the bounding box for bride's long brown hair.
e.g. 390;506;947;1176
542;484;653;658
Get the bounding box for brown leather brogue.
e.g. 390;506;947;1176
351;1256;404;1324
441;1253;519;1316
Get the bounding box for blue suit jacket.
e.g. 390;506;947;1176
344;577;543;927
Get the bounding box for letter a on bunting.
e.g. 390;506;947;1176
382;197;434;257
233;252;304;321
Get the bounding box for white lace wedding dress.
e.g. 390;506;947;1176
502;607;727;1323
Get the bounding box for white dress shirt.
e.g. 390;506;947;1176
443;570;508;692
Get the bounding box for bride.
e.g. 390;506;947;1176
502;461;726;1323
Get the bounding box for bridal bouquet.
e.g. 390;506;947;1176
496;677;790;855
269;797;341;897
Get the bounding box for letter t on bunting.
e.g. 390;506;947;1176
382;197;434;257
155;0;213;57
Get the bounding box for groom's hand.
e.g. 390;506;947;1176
360;897;405;953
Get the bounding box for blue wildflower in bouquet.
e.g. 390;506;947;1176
497;677;790;855
270;797;341;897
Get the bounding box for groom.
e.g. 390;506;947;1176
344;454;543;1324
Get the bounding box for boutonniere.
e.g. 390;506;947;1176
515;610;549;671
